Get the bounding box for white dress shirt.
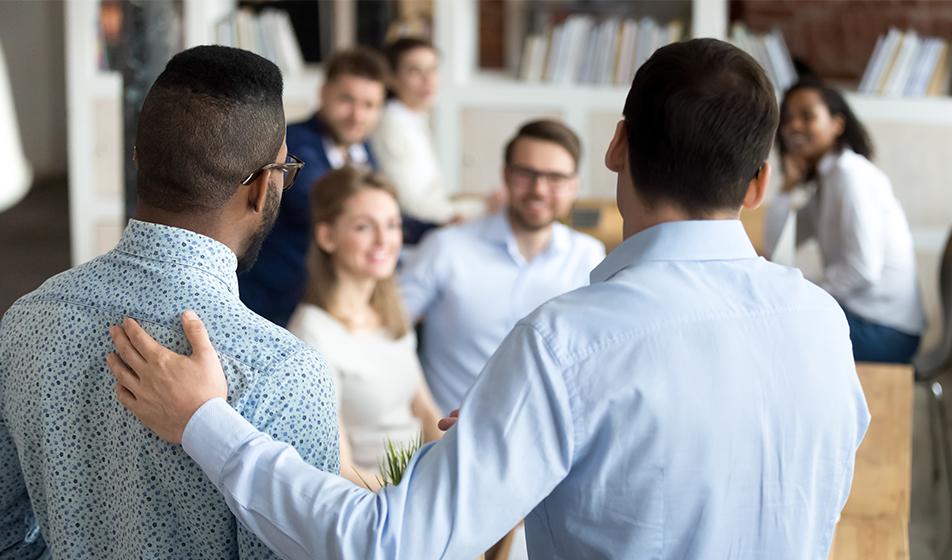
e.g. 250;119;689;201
371;100;482;223
182;219;869;560
765;149;926;334
399;211;605;414
321;138;369;170
287;304;423;470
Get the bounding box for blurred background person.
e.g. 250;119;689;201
287;167;442;491
240;48;388;327
372;37;490;243
400;119;605;416
765;77;926;363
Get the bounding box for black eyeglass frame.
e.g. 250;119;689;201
241;153;305;191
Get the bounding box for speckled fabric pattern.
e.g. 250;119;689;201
0;219;338;559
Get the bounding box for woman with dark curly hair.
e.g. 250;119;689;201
767;77;925;363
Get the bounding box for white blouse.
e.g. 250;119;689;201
765;148;926;335
371;100;483;223
287;303;424;470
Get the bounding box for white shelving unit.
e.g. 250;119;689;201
432;0;729;199
431;0;952;203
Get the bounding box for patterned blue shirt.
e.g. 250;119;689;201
0;220;338;559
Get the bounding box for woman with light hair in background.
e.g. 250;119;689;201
287;166;442;490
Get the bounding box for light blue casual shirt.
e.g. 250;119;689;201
180;219;870;559
400;211;605;413
0;220;338;558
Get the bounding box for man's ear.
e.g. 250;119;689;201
246;171;271;213
742;161;771;210
605;120;628;173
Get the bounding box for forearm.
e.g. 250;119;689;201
185;399;388;559
182;325;573;560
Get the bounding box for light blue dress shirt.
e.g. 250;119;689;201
400;211;605;413
0;220;338;558
181;219;869;559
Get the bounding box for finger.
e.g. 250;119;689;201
106;352;141;388
122;317;166;362
115;382;137;410
181;310;215;357
437;417;458;432
109;324;146;372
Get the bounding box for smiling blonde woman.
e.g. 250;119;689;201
287;167;442;490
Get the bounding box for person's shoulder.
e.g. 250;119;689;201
376;102;414;129
419;220;482;250
287;303;346;346
4;252;117;319
556;223;606;256
286;117;318;144
207;301;316;375
828;149;890;193
518;257;846;364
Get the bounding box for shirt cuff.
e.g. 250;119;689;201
182;397;261;486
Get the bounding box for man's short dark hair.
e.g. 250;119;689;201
324;47;389;85
504;120;582;171
383;36;437;72
135;45;285;213
623;38;779;216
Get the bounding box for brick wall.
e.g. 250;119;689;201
732;0;952;84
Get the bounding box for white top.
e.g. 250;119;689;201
183;219;869;559
287;303;423;470
399;211;605;414
371;100;483;223
765;149;926;335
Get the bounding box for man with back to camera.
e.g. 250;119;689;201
400;119;605;415
106;39;869;559
0;46;338;558
239;47;388;327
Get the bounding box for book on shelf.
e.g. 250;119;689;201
859;28;952;97
728;24;796;93
518;15;684;87
216;8;305;76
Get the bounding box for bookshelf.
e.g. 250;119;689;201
431;0;952;206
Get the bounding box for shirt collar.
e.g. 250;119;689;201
591;219;757;284
115;219;239;294
481;211;571;260
322;138;369;170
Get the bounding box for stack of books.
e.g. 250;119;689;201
518;15;685;86
215;9;305;77
858;29;951;97
728;24;797;93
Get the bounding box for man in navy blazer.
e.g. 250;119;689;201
239;48;388;326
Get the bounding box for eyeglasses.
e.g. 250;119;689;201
241;153;305;191
507;164;576;192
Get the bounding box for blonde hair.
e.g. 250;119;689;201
303;166;409;339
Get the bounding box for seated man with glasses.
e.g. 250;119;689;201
0;46;337;558
400;119;605;417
